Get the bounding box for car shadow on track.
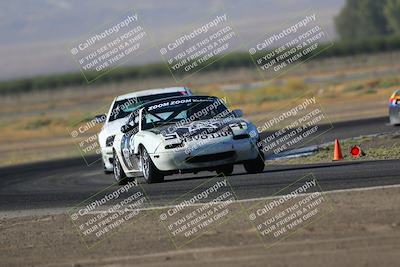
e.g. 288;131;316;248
161;161;366;184
266;161;366;173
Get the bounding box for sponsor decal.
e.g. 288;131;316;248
183;129;231;142
178;121;221;133
147;98;214;111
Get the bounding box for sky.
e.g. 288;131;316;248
0;0;344;80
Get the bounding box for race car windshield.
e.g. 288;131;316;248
108;92;187;122
141;98;229;130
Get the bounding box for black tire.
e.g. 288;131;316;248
216;164;234;176
140;147;164;184
113;150;128;185
243;152;265;174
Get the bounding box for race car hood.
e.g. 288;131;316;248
149;118;250;142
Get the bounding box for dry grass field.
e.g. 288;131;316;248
1;51;399;166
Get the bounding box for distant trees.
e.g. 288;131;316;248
385;0;400;34
335;0;400;39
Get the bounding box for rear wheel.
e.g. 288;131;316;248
243;152;265;174
140;147;164;183
216;164;234;176
113;150;128;185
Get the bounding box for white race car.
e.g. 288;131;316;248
97;87;193;173
112;95;265;184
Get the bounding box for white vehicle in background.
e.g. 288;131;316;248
97;87;193;173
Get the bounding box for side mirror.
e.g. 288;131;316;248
94;114;107;124
121;124;132;133
232;109;243;118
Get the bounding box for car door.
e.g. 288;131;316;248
121;113;141;171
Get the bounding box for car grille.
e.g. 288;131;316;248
185;151;235;163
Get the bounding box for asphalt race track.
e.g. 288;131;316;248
0;116;399;213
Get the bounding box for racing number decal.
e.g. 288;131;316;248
121;134;131;169
121;132;139;171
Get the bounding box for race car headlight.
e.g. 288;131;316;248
106;135;115;147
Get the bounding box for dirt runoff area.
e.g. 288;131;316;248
276;132;400;165
1;185;399;267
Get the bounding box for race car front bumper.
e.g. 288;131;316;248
150;138;260;172
389;105;400;125
101;147;114;171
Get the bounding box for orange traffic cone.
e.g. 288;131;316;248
333;139;344;161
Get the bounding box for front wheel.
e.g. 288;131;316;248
243;152;265;174
140;147;164;183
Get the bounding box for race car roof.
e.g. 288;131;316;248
123;95;225;124
115;87;190;101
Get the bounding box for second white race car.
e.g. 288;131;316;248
112;95;265;184
97;87;193;173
